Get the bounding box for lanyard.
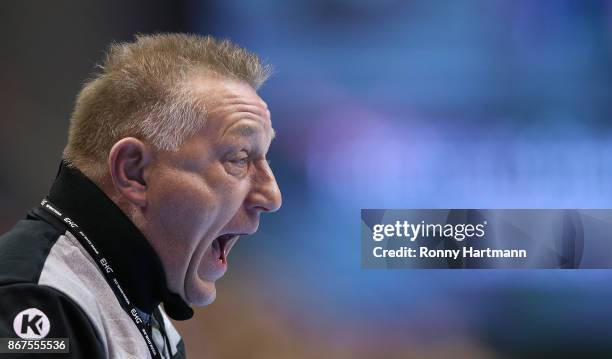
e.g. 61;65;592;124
36;198;162;359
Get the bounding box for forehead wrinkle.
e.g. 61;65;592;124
192;79;272;139
218;104;269;120
218;91;267;107
225;123;259;137
215;93;268;115
212;100;272;134
222;117;276;143
187;77;267;113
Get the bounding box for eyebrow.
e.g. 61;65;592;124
225;124;276;139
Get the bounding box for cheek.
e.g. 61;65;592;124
212;174;253;222
146;170;218;244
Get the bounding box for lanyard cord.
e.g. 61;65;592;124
36;198;162;359
152;308;173;356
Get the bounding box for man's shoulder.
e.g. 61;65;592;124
0;215;104;303
0;217;107;340
0;217;63;286
0;216;157;357
0;218;107;356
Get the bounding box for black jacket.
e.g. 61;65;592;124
0;163;192;358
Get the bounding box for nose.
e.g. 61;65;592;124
247;160;282;213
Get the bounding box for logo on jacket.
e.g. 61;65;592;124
13;308;50;339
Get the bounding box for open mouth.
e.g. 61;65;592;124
212;234;240;264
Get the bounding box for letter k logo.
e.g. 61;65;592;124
13;308;50;339
20;314;42;335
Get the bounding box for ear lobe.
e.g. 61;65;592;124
108;137;152;207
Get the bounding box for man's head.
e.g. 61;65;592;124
63;33;282;306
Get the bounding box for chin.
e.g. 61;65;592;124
184;280;217;307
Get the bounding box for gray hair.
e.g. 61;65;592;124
63;33;272;178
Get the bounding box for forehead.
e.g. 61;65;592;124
170;77;275;165
166;79;273;165
188;77;271;135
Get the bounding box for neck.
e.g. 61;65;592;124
47;161;193;320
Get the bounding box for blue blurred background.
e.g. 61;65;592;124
1;0;611;358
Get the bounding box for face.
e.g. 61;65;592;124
142;78;282;306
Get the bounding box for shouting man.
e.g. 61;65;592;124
0;33;282;358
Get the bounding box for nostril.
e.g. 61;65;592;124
253;205;270;213
248;175;282;213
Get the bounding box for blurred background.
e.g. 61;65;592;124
1;0;612;358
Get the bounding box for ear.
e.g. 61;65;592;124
108;137;153;208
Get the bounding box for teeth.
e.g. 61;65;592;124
217;234;231;264
214;234;241;265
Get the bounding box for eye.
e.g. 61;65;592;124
231;157;249;167
225;151;250;174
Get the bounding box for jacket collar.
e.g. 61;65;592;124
47;161;193;320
